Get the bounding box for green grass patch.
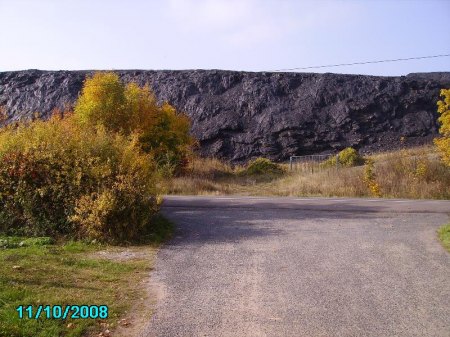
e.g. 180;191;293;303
0;215;173;337
0;237;54;249
438;224;450;253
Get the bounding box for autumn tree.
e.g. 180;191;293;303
434;89;450;166
74;72;195;170
139;103;193;168
75;72;128;132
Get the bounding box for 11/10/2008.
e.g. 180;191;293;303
16;305;109;319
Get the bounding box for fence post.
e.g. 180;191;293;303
336;154;339;170
290;156;293;171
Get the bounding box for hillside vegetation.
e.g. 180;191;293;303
0;72;193;243
169;146;450;200
0;72;188;337
171;89;450;200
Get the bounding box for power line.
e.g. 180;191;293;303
269;54;450;72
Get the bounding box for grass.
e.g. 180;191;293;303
438;224;450;253
0;215;173;337
171;146;450;199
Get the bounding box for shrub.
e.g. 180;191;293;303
242;157;284;176
363;158;381;197
434;89;450;166
338;147;364;166
0;115;162;242
74;72;196;171
322;147;364;168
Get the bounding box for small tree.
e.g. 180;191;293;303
434;89;450;166
74;72;195;170
139;103;193;168
74;72;128;132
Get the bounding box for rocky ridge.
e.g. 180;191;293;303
1;69;449;162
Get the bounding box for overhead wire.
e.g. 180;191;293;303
268;54;450;72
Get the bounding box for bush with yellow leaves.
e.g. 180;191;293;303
434;89;450;166
0;114;162;242
363;158;381;197
74;72;195;172
321;147;365;168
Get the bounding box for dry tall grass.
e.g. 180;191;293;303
169;146;450;199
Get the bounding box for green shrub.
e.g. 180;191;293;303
322;147;364;168
0;115;162;242
242;157;284;176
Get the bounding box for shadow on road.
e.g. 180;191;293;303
161;200;389;246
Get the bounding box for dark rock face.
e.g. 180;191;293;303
1;69;449;162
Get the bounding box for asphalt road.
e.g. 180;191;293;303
143;196;450;337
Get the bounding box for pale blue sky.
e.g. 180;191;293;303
0;0;449;75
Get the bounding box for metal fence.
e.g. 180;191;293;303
289;154;339;172
289;152;440;173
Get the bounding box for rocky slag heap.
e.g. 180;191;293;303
1;70;449;162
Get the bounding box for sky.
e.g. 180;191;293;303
0;0;449;76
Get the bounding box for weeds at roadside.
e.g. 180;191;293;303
438;224;450;253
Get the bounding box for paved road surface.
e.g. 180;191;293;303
143;196;450;337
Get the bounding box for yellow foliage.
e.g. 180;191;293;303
321;147;364;168
124;82;159;133
434;137;450;166
75;72;127;132
367;181;381;197
139;102;195;170
0;71;195;242
0;115;162;242
435;89;450;166
437;89;450;136
414;160;428;179
363;159;381;197
74;72;195;170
